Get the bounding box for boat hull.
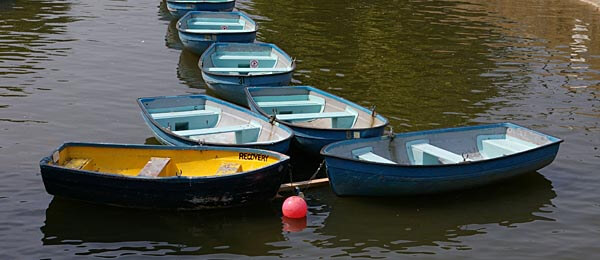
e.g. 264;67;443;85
179;31;256;55
202;72;293;106
40;143;289;210
322;124;563;196
166;1;236;18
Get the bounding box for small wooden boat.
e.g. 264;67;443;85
321;123;563;196
166;0;236;18
245;86;389;155
40;143;290;209
199;42;295;105
177;11;257;55
138;94;293;154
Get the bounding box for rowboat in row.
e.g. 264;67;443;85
245;86;389;155
200;42;295;105
40;143;289;209
166;0;236;18
177;11;257;55
137;94;293;154
321;123;562;196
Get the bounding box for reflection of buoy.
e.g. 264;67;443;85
282;216;307;232
282;196;307;218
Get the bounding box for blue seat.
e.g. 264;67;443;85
275;109;358;128
351;147;396;164
407;140;465;165
173;122;261;144
151;110;217;120
479;137;537;159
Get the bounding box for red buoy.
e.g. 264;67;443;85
282;196;307;218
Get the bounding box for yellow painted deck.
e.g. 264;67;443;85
50;146;280;178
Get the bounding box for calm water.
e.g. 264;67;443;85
1;0;599;258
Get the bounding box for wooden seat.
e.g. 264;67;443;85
216;162;243;175
138;157;171;177
64;158;92;170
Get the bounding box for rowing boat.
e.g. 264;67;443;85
321;123;562;196
177;11;257;55
199;42;295;105
40;143;289;209
245;86;389;155
166;0;236;18
138;94;293;154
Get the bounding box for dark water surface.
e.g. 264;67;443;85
1;0;599;258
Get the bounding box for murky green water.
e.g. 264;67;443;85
1;0;599;258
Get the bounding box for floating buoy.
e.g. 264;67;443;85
282;196;307;218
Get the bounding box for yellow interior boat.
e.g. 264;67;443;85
52;144;281;178
40;143;290;209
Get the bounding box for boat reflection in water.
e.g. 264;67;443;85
309;171;556;254
165;19;184;50
41;198;284;256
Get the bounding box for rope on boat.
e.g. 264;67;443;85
286;159;326;198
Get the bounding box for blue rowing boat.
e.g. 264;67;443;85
199;42;295;105
138;94;293;154
321;123;563;196
40;143;289;209
177;11;257;55
166;0;236;18
245;86;389;155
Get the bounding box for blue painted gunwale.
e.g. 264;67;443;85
199;42;295;105
166;0;236;18
245;86;389;155
176;11;258;55
320;123;563;196
39;142;290;210
137;94;293;154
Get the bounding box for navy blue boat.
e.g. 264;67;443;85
40;143;290;210
245;86;389;155
200;42;295;105
321;123;563;196
166;0;236;18
138;94;293;154
177;11;257;55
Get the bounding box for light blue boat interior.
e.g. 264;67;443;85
139;95;291;145
247;86;387;130
202;43;294;75
169;0;234;2
325;124;560;166
178;12;256;32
